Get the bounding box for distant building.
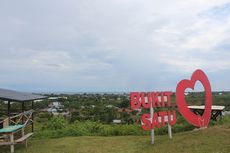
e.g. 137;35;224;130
80;106;85;109
48;101;63;109
106;105;113;108
53;111;70;116
47;108;57;113
34;99;43;102
41;101;64;114
59;96;68;99
113;119;121;124
48;97;59;100
117;108;133;113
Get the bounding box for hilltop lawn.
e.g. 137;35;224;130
1;125;230;153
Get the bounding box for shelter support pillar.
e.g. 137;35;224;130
32;101;34;132
7;101;10;125
22;102;25;124
10;133;14;153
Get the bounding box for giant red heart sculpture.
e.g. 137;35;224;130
176;69;212;127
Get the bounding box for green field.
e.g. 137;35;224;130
1;124;230;153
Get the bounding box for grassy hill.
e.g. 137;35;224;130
1;124;230;153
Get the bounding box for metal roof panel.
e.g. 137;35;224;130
0;88;46;102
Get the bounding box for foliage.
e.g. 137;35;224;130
33;100;49;110
118;99;130;108
216;115;230;125
34;117;198;139
45;116;68;130
34;114;230;139
34;121;147;138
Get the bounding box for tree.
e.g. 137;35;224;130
118;99;129;108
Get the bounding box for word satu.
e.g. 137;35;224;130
130;92;177;131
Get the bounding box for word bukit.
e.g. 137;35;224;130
130;92;177;130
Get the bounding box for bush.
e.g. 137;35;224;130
216;116;230;125
34;118;200;139
34;120;148;138
46;116;68;130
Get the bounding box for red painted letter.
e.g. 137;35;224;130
164;91;172;107
168;110;177;126
130;92;141;109
152;112;160;128
158;111;167;127
141;114;151;131
151;92;161;108
141;92;151;109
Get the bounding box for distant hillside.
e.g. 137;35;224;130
182;92;230;110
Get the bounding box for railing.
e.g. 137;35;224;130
0;110;34;128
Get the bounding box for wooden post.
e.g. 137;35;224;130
32;101;34;132
21;128;25;136
25;139;28;148
3;118;9;127
10;133;14;153
8;101;10;125
22;102;25;124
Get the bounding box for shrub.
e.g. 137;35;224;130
46;116;68;130
34;119;199;139
216;116;230;125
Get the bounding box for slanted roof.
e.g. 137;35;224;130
0;88;46;102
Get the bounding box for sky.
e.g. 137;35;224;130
0;0;230;92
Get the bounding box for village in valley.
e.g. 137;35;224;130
1;91;229;126
29;92;139;124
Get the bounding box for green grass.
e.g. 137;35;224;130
1;124;230;153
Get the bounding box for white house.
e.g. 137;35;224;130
113;119;121;124
48;102;63;109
